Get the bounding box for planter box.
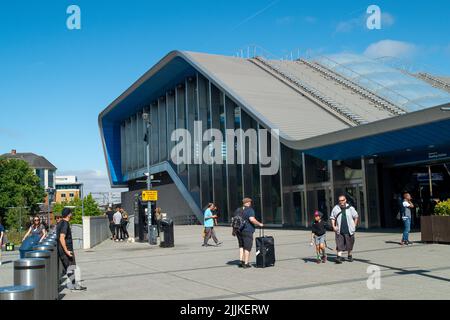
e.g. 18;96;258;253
421;216;450;244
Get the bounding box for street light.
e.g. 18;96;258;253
142;112;157;245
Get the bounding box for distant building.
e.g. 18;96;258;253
55;176;83;203
1;149;57;190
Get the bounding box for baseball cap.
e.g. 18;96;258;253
314;210;322;218
61;208;72;218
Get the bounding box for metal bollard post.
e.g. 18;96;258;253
34;244;59;300
0;286;35;300
14;258;47;300
25;251;52;300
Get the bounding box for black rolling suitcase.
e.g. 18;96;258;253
255;228;275;268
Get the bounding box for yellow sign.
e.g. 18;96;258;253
142;190;158;201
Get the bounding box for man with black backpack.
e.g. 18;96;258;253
231;198;264;269
330;195;359;264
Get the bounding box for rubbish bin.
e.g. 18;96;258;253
160;219;174;248
0;285;35;300
25;251;52;300
19;235;40;259
14;258;47;300
34;244;58;300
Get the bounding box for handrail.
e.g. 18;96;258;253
252;56;368;126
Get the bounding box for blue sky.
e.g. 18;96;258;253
1;0;449;193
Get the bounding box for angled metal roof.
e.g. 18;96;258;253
99;50;450;185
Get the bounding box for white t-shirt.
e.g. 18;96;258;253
113;211;122;225
402;201;412;219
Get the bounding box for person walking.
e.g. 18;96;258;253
22;215;47;243
310;211;327;264
113;207;123;242
105;207;115;240
330;195;359;264
56;208;86;291
120;207;129;239
232;198;263;269
202;203;222;247
401;193;414;246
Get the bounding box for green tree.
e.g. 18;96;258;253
53;194;102;224
0;158;46;225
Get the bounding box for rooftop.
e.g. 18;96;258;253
1;150;57;170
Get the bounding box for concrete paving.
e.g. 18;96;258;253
1;226;449;300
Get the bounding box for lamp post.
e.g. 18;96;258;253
45;188;55;227
80;183;84;218
142;112;156;245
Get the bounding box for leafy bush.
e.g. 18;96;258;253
53;194;103;224
434;199;450;216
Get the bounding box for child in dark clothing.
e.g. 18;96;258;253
310;211;327;264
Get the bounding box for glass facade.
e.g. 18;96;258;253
118;73;381;228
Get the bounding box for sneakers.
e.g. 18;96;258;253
242;263;252;269
335;256;343;264
238;261;244;268
316;259;321;264
71;284;87;291
215;242;223;246
321;255;327;263
348;255;354;262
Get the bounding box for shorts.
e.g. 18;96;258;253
335;233;355;252
236;231;253;251
314;234;326;245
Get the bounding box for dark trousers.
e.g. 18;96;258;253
115;224;123;240
109;223;115;238
58;246;76;285
203;227;219;245
121;221;129;238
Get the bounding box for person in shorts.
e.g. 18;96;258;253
310;211;327;264
330;195;359;264
233;198;264;269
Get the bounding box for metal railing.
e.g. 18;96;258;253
416;72;450;93
299;59;406;116
252;56;368;126
311;55;423;112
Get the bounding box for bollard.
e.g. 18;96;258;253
0;285;35;300
25;251;52;300
34;244;59;300
14;258;47;300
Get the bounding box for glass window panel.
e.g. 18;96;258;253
176;84;188;186
159;98;167;162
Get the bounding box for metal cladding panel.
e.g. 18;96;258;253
304;118;450;160
183;52;350;140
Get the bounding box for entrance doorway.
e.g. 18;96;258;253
381;161;450;228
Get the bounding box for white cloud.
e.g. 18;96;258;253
364;40;417;59
276;16;295;25
335;11;395;33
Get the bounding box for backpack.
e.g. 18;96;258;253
231;207;247;236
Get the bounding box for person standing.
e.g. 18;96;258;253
0;218;4;266
155;207;163;237
203;203;222;247
401;193;414;246
232;198;263;269
330;195;359;264
22;216;47;243
113;207;123;242
105;207;115;240
120;207;129;239
56;208;86;291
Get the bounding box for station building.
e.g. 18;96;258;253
99;51;450;229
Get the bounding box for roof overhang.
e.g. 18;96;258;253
294;103;450;160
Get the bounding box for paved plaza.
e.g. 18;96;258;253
1;226;449;300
